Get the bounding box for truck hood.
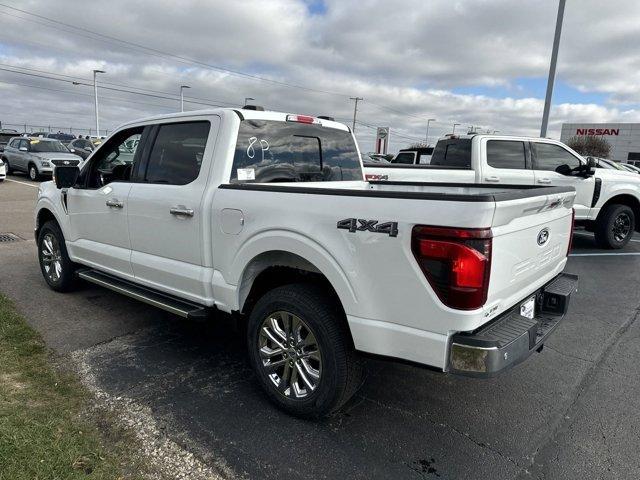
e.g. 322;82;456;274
594;169;640;182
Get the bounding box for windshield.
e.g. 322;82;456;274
30;139;69;153
231;119;362;182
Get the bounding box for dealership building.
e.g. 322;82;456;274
560;123;640;166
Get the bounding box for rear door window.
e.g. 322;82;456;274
487;140;527;169
145;121;210;185
231;120;361;182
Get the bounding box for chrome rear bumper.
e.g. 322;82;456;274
448;273;579;377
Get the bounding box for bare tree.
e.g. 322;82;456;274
566;135;611;158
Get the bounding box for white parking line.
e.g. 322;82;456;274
570;252;640;257
5;178;39;188
574;231;640;243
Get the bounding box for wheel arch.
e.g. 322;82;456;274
237;250;356;344
597;194;640;231
35;207;61;240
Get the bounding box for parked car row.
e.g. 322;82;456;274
0;130;104;179
1;137;83;180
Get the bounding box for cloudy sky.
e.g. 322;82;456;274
0;0;639;153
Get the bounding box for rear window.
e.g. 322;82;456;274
430;139;472;168
231;120;362;182
391;152;415;165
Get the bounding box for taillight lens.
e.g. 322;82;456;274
567;208;575;256
411;226;492;310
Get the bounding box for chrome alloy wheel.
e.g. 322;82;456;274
258;311;322;399
41;233;62;282
612;212;631;243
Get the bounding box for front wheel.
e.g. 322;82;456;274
37;220;77;292
29;164;39;181
247;283;363;418
594;204;635;249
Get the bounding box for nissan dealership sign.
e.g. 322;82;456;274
575;128;619;136
561;123;640;164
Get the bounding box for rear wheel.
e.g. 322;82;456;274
594;204;635;249
37;220;78;292
247;283;363;418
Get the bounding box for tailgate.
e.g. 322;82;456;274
484;189;575;319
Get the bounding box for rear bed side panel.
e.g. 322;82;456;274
212;188;496;368
363;164;476;183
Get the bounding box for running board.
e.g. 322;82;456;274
76;269;210;319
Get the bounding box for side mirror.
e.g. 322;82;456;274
54;166;80;189
583;157;596;176
69;148;76;153
84;147;92;152
19;146;28;152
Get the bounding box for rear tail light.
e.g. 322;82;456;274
286;114;321;125
567;208;575;256
411;226;492;310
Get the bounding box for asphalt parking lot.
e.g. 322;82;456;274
1;173;640;479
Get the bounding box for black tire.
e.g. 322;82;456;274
247;283;363;418
28;163;39;181
594;204;635;249
37;220;78;292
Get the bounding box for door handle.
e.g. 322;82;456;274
537;178;552;184
485;176;500;182
170;205;194;217
105;198;124;208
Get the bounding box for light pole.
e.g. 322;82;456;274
244;97;255;106
180;85;191;112
93;69;105;136
452;123;461;135
425;118;436;145
540;0;566;138
349;97;363;131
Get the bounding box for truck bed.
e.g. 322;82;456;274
221;180;575;203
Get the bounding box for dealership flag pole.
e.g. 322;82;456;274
540;0;566;138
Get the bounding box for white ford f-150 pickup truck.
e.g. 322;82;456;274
35;109;578;417
364;134;640;249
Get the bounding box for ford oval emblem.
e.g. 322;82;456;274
537;228;550;246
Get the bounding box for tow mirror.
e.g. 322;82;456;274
54;165;80;189
584;157;596;176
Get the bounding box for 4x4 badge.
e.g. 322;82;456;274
337;218;398;237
